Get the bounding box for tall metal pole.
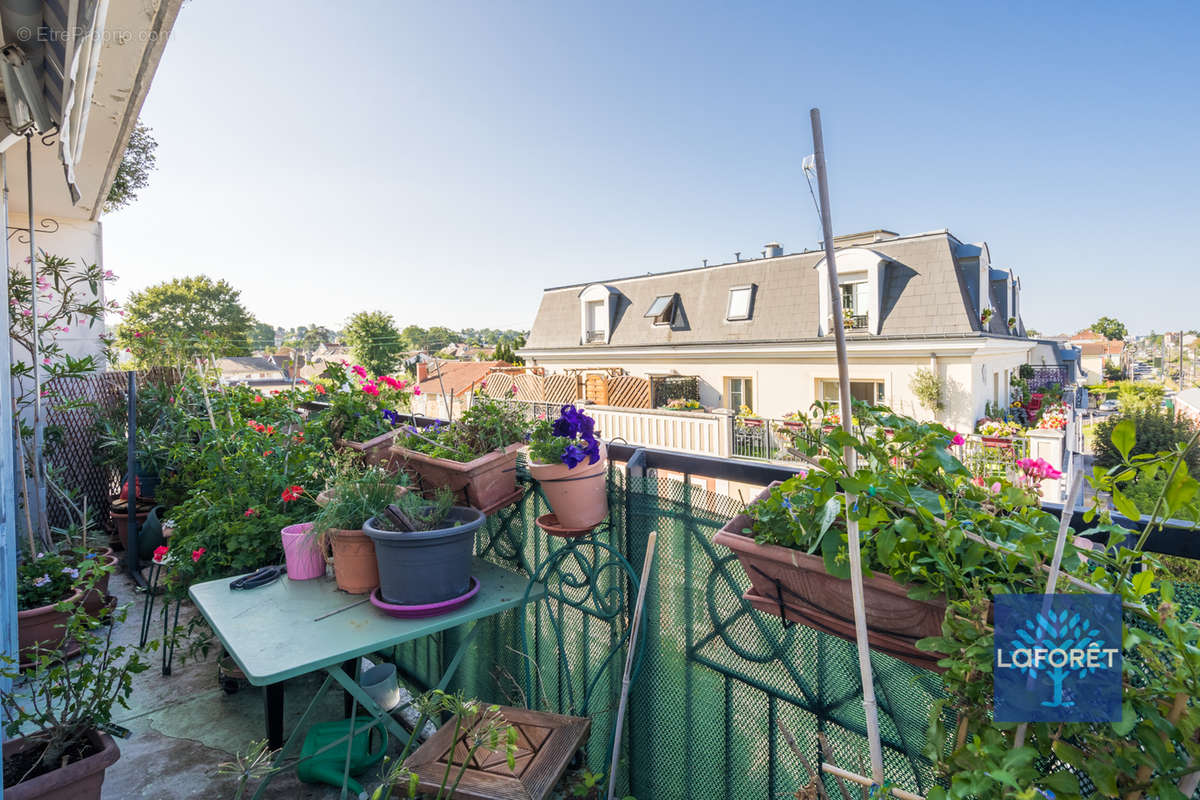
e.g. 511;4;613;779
810;107;885;783
125;371;138;576
24;132;44;544
0;150;21;691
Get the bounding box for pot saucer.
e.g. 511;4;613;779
369;576;480;619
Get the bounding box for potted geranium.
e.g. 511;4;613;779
390;392;527;511
2;589;147;800
321;361;414;467
363;486;485;606
525;405;608;530
309;465;409;594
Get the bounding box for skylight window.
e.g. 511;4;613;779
644;294;678;326
727;285;754;321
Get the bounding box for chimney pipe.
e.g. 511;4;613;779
734;251;741;262
764;242;783;258
417;361;429;383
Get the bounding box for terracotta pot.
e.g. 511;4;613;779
17;588;84;667
335;427;407;469
526;443;608;530
390;442;523;511
110;509;150;551
713;483;947;672
329;528;379;595
81;554;120;615
2;729;119;800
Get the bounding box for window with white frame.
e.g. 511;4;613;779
584;300;605;343
819;379;885;410
725;377;753;412
726;285;755;321
644;294;678;326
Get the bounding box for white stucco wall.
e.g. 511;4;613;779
7;213;107;367
528;338;1036;436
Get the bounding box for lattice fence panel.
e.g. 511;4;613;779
544;373;578;405
606;375;650;408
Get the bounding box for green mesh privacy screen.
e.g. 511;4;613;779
391;469;1199;800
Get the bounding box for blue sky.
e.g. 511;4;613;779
102;0;1200;336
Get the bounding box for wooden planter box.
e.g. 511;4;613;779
390;442;523;512
335;426;407;469
713;483;947;672
979;435;1017;449
740;418;764;428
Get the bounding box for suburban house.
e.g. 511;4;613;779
415;359;516;419
521;228;1071;433
1068;329;1126;379
214;356;286;385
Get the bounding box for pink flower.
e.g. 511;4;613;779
60;326;69;333
103;270;114;278
413;386;421;396
990;482;1002;494
244;508;256;517
133;331;144;338
351;365;367;379
951;433;965;447
191;548;206;562
19;309;30;317
511;384;518;394
479;380;487;389
41;357;50;365
362;381;380;397
153;545;169;563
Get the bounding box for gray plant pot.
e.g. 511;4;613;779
363;507;484;605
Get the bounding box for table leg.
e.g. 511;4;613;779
252;675;334;800
265;682;284;750
342;657;357;718
138;562;159;647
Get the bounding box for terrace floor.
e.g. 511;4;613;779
101;571;372;799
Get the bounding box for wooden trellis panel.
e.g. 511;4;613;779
483;372;517;399
606;375;651;409
584;373;608;406
544;373;578;405
512;373;545;403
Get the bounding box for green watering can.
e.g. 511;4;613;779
297;716;388;796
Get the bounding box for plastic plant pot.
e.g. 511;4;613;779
363;506;485;606
281;523;326;581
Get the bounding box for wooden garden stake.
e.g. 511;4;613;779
810;106;885;784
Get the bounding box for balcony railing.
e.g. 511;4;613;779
732;417;817;463
843;314;869;330
584;330;605;343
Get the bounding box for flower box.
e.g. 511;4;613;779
390;442;523;511
18;587;84;668
779;420;805;431
979;435;1015;448
713;483;947;672
335;426;408;469
2;728;120;800
740;418;764;428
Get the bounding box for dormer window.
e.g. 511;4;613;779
645;294;678;326
726;285;755;321
578;283;619;345
584;300;605;342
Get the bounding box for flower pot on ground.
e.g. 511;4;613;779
310;465;408;595
280;522;326;581
15;549;111;665
390;393;529;510
108;496;155;551
525;405;609;530
363;488;485;606
17;589;84;667
80;551;119;616
2;595;146;800
2;729;119;800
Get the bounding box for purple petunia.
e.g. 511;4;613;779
551;405;601;469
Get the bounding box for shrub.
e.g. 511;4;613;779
1094;411;1200;477
909;367;943;411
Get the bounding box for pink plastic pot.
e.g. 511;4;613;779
281;523;326;581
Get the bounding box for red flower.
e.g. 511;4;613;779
281;485;304;502
314;384;326;395
263;450;273;456
244;508;256;517
253;395;264;403
298;379;309;385
265;425;275;435
246;419;259;429
293;432;305;443
191;548;206;562
153;545;169;563
270;389;280;395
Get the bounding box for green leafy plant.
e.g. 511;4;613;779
395;392;527;463
1;592;151;787
909;367;944;412
319;360;413;443
371;691;517;800
743;405;1200;797
16;548;107;610
1094;411;1200;478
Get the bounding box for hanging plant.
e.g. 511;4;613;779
980;308;994;325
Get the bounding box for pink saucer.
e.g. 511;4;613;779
369;576;480;619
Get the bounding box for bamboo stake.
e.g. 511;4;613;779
810;106;884;784
818;733;856;800
606;530;656;800
1013;470;1084;748
820;764;924;800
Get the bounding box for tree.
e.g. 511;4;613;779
343;311;404;376
249;321;276;350
1091;317;1128;342
399;325;427;351
115;275;254;366
493;338;525;365
105;122;158;213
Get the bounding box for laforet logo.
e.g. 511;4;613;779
993;594;1122;723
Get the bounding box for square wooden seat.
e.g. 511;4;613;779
404;706;590;800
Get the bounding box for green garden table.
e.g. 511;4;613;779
189;558;542;799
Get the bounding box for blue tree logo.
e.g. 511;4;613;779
1009;608;1105;708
